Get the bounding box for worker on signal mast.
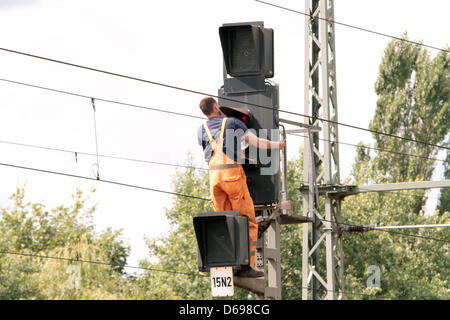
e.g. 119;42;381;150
197;96;285;278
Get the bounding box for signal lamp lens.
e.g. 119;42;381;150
240;115;249;126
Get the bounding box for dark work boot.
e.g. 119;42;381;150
235;266;264;278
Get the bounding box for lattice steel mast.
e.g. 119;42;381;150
302;0;344;300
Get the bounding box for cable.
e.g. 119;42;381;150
0;249;377;298
1;250;439;300
0;122;442;177
374;223;450;230
0;161;210;201
370;227;449;243
0;132;443;186
0;141;445;234
254;0;450;53
1;136;443;208
0;249;412;300
3;250;366;299
2;77;447;163
316;217;450;243
2;247;443;300
0;250;206;277
287;132;446;163
3;159;443;241
0;133;444;231
0;51;448;151
0;78;204;120
0;138;208;171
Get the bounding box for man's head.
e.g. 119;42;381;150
199;96;221;118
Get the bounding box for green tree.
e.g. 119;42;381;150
370;33;449;184
0;185;132;299
340;35;449;299
134;161;221;299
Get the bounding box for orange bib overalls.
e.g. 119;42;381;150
203;118;258;267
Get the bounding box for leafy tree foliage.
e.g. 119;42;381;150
370;33;449;183
341;35;449;299
0;186;131;299
134;162;213;299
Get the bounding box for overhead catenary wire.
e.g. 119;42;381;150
374;223;450;230
0;139;208;171
0;78;204;120
2;158;449;243
1;249;443;300
1;249;427;300
0;134;444;214
369;226;449;243
0;250;354;297
0;161;210;201
0;110;444;172
0;136;444;204
0;140;209;171
287;132;446;163
318;217;450;243
0;77;447;165
0;49;448;151
0;250;205;277
254;0;450;53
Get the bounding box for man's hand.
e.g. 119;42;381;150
277;140;286;149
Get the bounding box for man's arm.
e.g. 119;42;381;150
244;131;285;149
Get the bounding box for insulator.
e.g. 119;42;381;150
345;225;369;233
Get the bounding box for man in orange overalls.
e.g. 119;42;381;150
198;97;285;278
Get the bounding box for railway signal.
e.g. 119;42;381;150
218;21;280;205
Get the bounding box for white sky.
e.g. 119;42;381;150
0;0;448;267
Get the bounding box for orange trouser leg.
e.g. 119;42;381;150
212;173;257;267
211;183;232;212
239;183;257;267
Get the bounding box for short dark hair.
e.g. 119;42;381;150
199;97;217;116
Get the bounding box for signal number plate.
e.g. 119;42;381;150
210;267;234;297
